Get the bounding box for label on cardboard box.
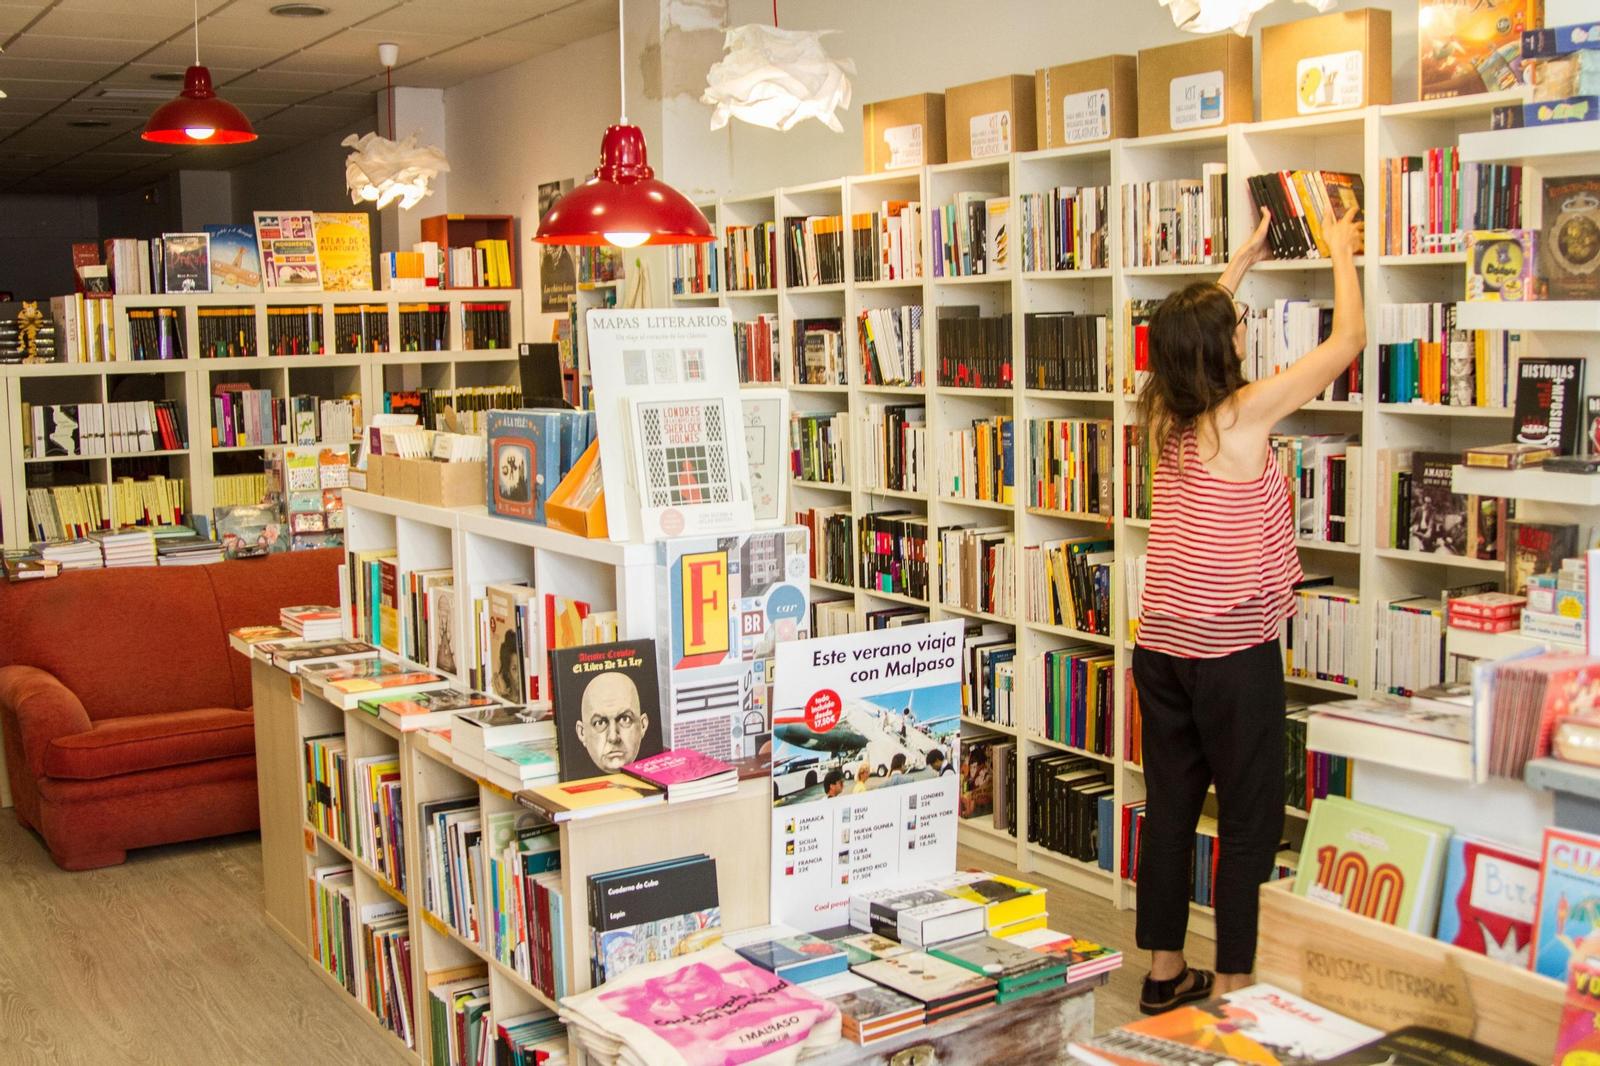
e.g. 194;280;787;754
1063;88;1112;144
883;123;923;170
1170;69;1225;129
1297;50;1364;114
969;110;1013;158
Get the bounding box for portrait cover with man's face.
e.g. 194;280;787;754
550;638;664;781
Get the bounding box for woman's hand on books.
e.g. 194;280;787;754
1327;214;1364;261
1237;208;1273;266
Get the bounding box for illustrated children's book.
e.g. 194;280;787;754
1533;826;1600;980
1433;834;1539;966
1292;796;1452;934
203;224;262;292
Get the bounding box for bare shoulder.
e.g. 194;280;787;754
1203;401;1273;480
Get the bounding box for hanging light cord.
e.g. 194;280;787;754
192;0;200;65
617;0;627;124
386;64;394;139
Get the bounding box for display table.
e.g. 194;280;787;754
806;977;1101;1065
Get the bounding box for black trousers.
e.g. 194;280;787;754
1131;639;1286;975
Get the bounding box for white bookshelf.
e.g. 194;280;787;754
668;93;1588;931
250;492;773;1065
0;289;522;549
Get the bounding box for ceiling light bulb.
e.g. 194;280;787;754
604;232;651;248
0;90;8;100
184;125;216;140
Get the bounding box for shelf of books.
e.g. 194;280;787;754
0;289;521;550
667;92;1589;936
246;492;775;1066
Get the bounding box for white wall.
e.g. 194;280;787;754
445;30;624;339
0;194;99;301
716;0;1425;193
230;121;380;227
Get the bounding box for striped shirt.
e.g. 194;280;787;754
1136;428;1302;659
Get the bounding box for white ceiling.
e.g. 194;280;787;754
0;0;616;193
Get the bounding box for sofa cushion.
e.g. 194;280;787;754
42;707;255;780
0;567;234;719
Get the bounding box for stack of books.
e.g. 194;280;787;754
518;775;664;822
813;974;924;1044
852;951;997;1024
356;689;498;732
91;529;156;568
40;540;104;572
621;749;737;802
722;924;851;983
449;706;555;790
281;604;343;640
557;946;840;1065
587;855;721;986
930;934;1068;1004
305;659;451;711
155;531;223;566
1007;928;1123;984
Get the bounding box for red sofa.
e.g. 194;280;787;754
0;549;342;869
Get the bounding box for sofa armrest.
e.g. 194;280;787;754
0;665;92;779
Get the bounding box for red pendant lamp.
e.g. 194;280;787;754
143;0;257;145
533;0;711;248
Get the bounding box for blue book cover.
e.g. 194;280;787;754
203;224;262;293
1533;827;1600;979
486;410;546;523
1097;793;1114;871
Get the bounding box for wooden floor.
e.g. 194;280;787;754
0;815;1211;1065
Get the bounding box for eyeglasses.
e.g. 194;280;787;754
1234;300;1250;326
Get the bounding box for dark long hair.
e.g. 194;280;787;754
1136;282;1247;461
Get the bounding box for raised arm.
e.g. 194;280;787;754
1236;213;1366;429
1218;209;1272;295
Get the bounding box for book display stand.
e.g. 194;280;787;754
0;289;522;549
669;89;1600;940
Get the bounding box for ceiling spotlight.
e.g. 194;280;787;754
150;71;186;82
269;3;330;16
69;119;111;128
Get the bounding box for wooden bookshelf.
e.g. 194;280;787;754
249;492;773;1065
668;93;1583;921
0;289;521;549
418;213;519;289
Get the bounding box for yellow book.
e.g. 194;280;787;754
314;212;374;292
945;878;1049;929
991;913;1050;939
493;240;512;288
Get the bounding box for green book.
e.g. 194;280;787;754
929;934;1066;993
1292;795;1452;934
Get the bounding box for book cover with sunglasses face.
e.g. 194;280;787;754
550;639;664;780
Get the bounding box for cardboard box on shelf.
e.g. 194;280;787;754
944;75;1037;162
863;93;947;173
1262;7;1392;120
1136;34;1253;136
1035;55;1138;149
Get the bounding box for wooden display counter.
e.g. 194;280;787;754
1255;878;1562;1063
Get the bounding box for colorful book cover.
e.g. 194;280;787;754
1533;827;1600;980
1292;796;1452;934
1542;174;1600;301
1070;984;1381;1066
203;224;262;292
1466;229;1538;301
549;639;664;779
314;211;373;292
486;409;545;522
849;951;996;1006
622;748;735;789
253;210;322;291
1433;834;1539;965
1557;950;1600;1065
315;659;447;695
1419;0;1539;100
520;774;663;819
161;232;210;293
1506;521;1582;596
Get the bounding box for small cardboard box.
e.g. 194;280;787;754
1035;55;1139;149
365;454;388;496
863;92;947;173
414;460;484;508
1137;34;1254;136
1262;8;1391;120
944;75;1036;162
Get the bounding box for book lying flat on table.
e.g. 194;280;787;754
1068;984;1380;1066
356;689;498;732
621;748;737;800
1006;927;1124;983
261;639;374;673
227;625;296;656
307;659;451;710
518;774;663;821
721;924;850;984
850;951;997;1025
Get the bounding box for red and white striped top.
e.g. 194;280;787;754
1136;429;1303;659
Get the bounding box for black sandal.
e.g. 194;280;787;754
1138;966;1215;1015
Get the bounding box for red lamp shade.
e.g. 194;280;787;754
142;66;257;145
534;124;713;247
